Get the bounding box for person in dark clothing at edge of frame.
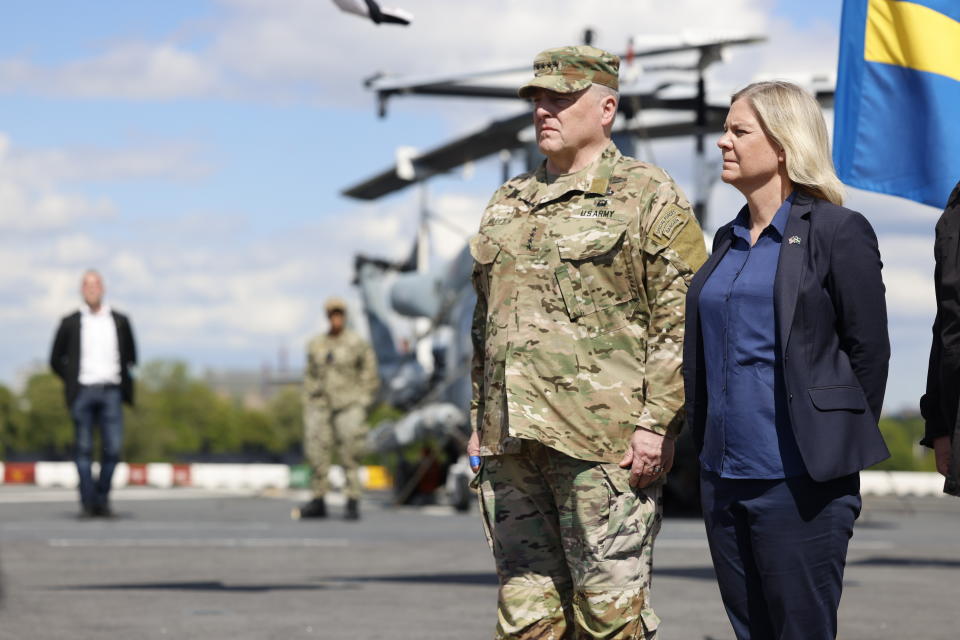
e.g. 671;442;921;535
920;180;960;497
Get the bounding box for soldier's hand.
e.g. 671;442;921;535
619;429;675;489
933;436;952;477
467;431;481;473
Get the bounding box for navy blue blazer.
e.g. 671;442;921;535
683;192;890;482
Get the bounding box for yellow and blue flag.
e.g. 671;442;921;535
834;0;960;208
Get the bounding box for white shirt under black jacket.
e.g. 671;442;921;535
78;304;121;386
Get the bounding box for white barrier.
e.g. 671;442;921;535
254;464;292;489
34;462;134;489
146;463;174;488
189;464;290;490
328;465;346;490
112;463;130;488
0;462;948;497
34;462;78;488
860;470;946;496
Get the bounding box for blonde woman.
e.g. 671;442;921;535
682;81;890;639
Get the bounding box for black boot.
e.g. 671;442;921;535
345;498;360;521
298;497;327;519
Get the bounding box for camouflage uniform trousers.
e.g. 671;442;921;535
475;439;663;639
303;401;367;500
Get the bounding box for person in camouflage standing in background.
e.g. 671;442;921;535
467;46;707;639
297;297;379;521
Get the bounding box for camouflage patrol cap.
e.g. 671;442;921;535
324;296;348;315
517;45;620;98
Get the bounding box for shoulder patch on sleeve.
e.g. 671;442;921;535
651;203;689;243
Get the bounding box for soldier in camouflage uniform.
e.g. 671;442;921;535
467;46;708;639
299;297;379;520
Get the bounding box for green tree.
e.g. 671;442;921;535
125;361;198;461
125;360;240;460
10;360;383;462
263;385;303;454
873;415;937;472
234;407;274;454
0;384;24;457
17;373;72;457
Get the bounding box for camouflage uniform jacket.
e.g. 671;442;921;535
304;329;379;411
470;141;707;463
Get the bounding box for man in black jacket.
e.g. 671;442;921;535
921;181;960;497
50;270;137;516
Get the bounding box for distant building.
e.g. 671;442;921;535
203;362;300;410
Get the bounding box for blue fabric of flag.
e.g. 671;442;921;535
834;0;960;209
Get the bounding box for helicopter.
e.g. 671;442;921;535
332;0;413;26
344;31;836;512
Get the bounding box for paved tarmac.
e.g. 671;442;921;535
0;486;957;639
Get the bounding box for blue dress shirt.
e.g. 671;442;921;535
698;193;806;479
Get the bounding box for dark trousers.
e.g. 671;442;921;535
701;470;861;640
70;385;124;508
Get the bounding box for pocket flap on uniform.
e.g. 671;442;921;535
555;264;586;320
807;386;866;412
469;234;501;265
601;464;634;495
557;224;627;261
640;607;661;635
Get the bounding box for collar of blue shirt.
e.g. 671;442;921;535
732;190;797;242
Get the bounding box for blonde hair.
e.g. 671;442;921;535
732;81;844;205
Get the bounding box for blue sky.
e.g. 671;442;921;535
0;0;942;412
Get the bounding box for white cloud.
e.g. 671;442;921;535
0;131;212;233
713;16;841;91
0;43;217;100
0;132;211;187
845;186;941;231
883;265;936;317
214;0;772;110
0;178;115;232
54;233;105;264
0;170;434;387
109;252;153;289
427;193;487;260
875;233;936;319
0;0;771;105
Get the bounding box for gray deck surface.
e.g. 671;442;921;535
0;487;957;639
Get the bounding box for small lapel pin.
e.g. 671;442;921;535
788;235;801;245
